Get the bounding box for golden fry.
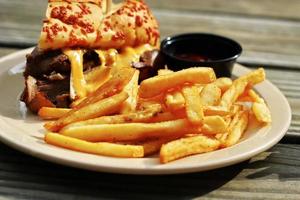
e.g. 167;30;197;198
203;106;231;116
219;68;266;110
139;67;216;98
223;110;249;147
45;132;144;158
165;91;185;111
201;116;228;135
160;135;220;163
85;65;112;95
45;92;128;132
38;107;71;120
248;90;271;123
242;68;265;85
182;86;204;125
74;67;135;109
61;104;162;128
248;89;264;103
200;83;221;106
214;77;233;93
252;102;271;123
219;78;248;110
61;119;200;142
147;110;186;123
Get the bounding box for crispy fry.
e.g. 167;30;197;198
61;104;162;129
222;110;249;147
248;89;264;103
201;116;228;135
139;67;216;98
45;132;144;158
160;135;220;163
203;106;231;116
165;91;185;111
200;83;221;106
74;67;135;109
85;65;112;94
38;107;71;120
60;119;200;142
45;92;128;132
120;70;140;113
247;89;271;123
219;68;266;110
40;66;270;163
252;102;271;123
214;77;233;93
242;68;265;85
147;110;186;122
219;78;248;110
182;86;204;125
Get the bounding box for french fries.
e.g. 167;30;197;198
160;135;220;163
139;67;216;98
248;90;271;123
165;91;185;111
219;68;265;110
45;132;144;158
60;119;201;142
182;86;204;125
74;66;135;109
38;107;71;120
200;83;221;106
45;91;128;132
214;77;232;93
221;110;249;147
42;67;271;163
61;104;162;128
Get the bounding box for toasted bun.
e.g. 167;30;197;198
39;0;159;50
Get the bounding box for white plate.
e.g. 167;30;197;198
0;48;291;174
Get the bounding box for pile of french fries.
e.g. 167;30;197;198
39;66;271;163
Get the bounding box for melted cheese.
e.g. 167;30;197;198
120;70;140;114
63;49;86;99
63;44;155;100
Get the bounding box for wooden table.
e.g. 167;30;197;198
1;0;300;199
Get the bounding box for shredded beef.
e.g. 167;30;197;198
21;47;100;112
132;49;164;82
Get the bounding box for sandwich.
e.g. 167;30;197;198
21;0;160;113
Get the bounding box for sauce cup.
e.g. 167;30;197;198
160;33;242;77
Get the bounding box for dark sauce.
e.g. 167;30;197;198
175;53;210;62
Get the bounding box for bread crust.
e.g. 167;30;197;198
38;0;159;50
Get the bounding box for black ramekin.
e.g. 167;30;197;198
160;33;243;77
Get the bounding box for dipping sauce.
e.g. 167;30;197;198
160;33;242;77
175;53;210;62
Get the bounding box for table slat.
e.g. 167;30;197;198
0;142;299;200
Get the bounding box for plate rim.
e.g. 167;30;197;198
0;48;292;174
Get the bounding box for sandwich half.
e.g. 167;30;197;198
21;0;160;113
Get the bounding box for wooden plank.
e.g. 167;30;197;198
148;0;300;20
0;142;299;199
153;10;300;68
0;0;46;47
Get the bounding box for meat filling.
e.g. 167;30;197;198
21;47;162;113
21;47;100;113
